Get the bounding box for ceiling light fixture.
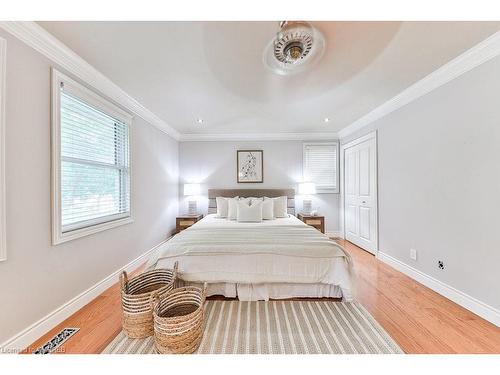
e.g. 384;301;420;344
263;21;325;76
274;21;313;64
324;117;330;123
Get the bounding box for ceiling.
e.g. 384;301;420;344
38;21;500;136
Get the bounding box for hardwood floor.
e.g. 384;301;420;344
338;240;500;354
23;265;145;355
26;240;500;354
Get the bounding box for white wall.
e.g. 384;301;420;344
0;30;179;344
179;140;340;233
341;54;500;313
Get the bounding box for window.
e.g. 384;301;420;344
52;69;132;244
0;37;6;260
303;142;339;193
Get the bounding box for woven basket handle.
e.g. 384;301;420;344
173;261;179;276
120;271;128;293
201;282;208;303
150;291;161;311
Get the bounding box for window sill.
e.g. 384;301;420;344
52;216;134;245
316;189;340;194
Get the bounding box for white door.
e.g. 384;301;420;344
343;133;378;254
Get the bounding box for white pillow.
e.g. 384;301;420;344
237;199;263;222
249;197;263;205
273;196;288;218
216;197;229;218
239;197;252;206
262;197;274;220
227;197;239;220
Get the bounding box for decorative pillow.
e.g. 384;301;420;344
262;197;274;220
237;199;263;222
216;197;229;218
227;197;239;220
249;197;263;205
239;197;252;206
273;196;288;218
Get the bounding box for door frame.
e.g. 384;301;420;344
340;131;379;255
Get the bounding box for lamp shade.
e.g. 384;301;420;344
298;182;316;195
184;183;200;196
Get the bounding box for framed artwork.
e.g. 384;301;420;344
237;150;263;183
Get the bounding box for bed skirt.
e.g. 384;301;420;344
185;282;343;301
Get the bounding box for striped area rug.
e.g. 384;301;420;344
103;301;403;354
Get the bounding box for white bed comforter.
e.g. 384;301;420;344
146;215;354;300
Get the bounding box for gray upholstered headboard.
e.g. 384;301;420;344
208;189;295;215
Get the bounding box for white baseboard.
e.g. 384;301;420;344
377;251;500;327
0;238;170;353
326;231;344;239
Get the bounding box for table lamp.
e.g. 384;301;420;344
184;183;201;215
298;182;316;215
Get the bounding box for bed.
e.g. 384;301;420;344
146;189;354;301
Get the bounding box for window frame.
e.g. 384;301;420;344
0;37;6;261
302;141;340;194
51;69;133;245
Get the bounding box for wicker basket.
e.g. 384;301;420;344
120;262;178;339
152;283;207;354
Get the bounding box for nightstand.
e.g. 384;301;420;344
297;213;325;233
176;214;203;233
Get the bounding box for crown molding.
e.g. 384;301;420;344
338;30;500;139
0;21;180;140
179;132;339;142
6;22;499;143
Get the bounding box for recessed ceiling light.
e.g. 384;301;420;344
197;118;204;124
324;117;330;123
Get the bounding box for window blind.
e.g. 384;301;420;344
60;89;130;232
303;143;338;191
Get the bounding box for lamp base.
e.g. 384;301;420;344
188;200;197;215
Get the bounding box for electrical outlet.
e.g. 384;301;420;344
438;260;445;270
410;248;417;261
